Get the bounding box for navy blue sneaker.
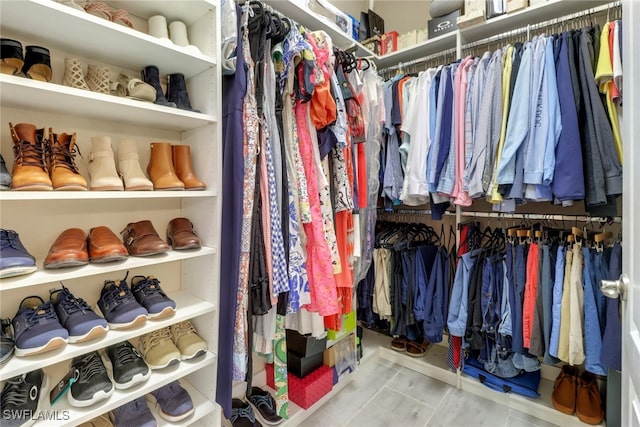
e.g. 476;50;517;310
0;318;15;364
68;351;113;407
0;229;36;279
97;272;148;330
111;397;157;427
131;275;176;319
50;285;108;343
12;296;68;357
0;369;48;427
149;381;194;422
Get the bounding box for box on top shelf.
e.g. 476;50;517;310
428;9;460;38
326;310;357;341
457;0;486;28
398;30;418;50
285;329;327;357
380;31;399;55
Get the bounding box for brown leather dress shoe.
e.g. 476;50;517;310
121;220;170;256
88;226;129;263
44;228;89;269
166;217;201;250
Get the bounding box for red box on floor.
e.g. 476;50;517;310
266;364;333;409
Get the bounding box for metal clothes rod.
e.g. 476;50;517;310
378;208;622;223
379;47;457;74
461;0;621;51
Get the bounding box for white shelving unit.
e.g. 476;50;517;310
0;0;221;426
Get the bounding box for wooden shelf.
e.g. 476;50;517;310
0;0;216;79
0;189;217;201
0;247;217;291
0;75;216;132
0;291;216;382
36;353;216;426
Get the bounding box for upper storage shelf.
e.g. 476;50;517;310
0;0;216;79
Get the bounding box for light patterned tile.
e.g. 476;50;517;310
426;388;511;427
506;409;561;427
315;360;400;424
386;366;454;409
346;387;435;427
298;406;344;427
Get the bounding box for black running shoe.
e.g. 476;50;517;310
0;368;48;427
68;351;113;407
105;340;150;389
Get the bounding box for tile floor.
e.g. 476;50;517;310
298;350;559;427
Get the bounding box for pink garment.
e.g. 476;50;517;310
523;243;540;349
295;100;340;316
453;56;474;206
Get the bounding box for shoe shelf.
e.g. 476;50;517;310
0;75;217;132
0;189;217;201
0;246;217;291
0;290;216;381
0;0;217;79
36;352;216;427
151;380;219;427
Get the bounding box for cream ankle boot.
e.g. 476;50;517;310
117;139;153;191
88;136;124;191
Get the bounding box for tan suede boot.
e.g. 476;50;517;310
147;142;184;190
88;136;124;191
9;122;53;191
49;128;88;191
172;145;205;190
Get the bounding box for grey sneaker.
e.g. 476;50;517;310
0;154;10;190
149;381;194;422
0;318;15;364
111;397;156;427
0;369;48;427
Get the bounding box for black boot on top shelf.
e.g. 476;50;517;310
141;65;176;108
166;73;200;113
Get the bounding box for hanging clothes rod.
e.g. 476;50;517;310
377;208;622;224
379;47;457;74
461;0;621;51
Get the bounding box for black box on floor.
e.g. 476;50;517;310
287;350;324;379
428;9;460;38
285;329;327;357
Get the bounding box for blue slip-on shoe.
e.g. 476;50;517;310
149;380;194;422
0;318;15;364
97;272;148;330
0;368;48;427
111;397;157;427
12;296;68;357
50;285;108;343
0;154;11;190
0;229;37;279
130;275;176;319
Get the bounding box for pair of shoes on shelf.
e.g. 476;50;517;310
84;1;134;28
44;226;128;269
232;392;284;427
110;380;194;425
148;142;205;190
138;320;207;370
0;229;37;278
9;122;87;191
13;284;108;356
88;136;152;191
551;365;604;425
62;57;111;94
1;38;51;81
0;369;48;426
142;66;200;112
147;16;201;55
97;271;176;329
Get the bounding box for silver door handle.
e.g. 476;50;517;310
600;274;629;301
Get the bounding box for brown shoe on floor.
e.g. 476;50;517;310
88;226;129;263
166;217;201;250
44;228;89;269
576;371;604;425
121;220;170;256
552;365;579;415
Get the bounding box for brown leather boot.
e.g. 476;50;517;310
49;128;88;191
172;145;205;190
552;365;579;415
9;122;53;190
147;142;184;190
576;371;604;425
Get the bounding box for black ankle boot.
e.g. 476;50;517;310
166;73;200;113
141;65;176;108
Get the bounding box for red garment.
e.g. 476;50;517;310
609;21;620;101
451;223;471;368
522;243;540;349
